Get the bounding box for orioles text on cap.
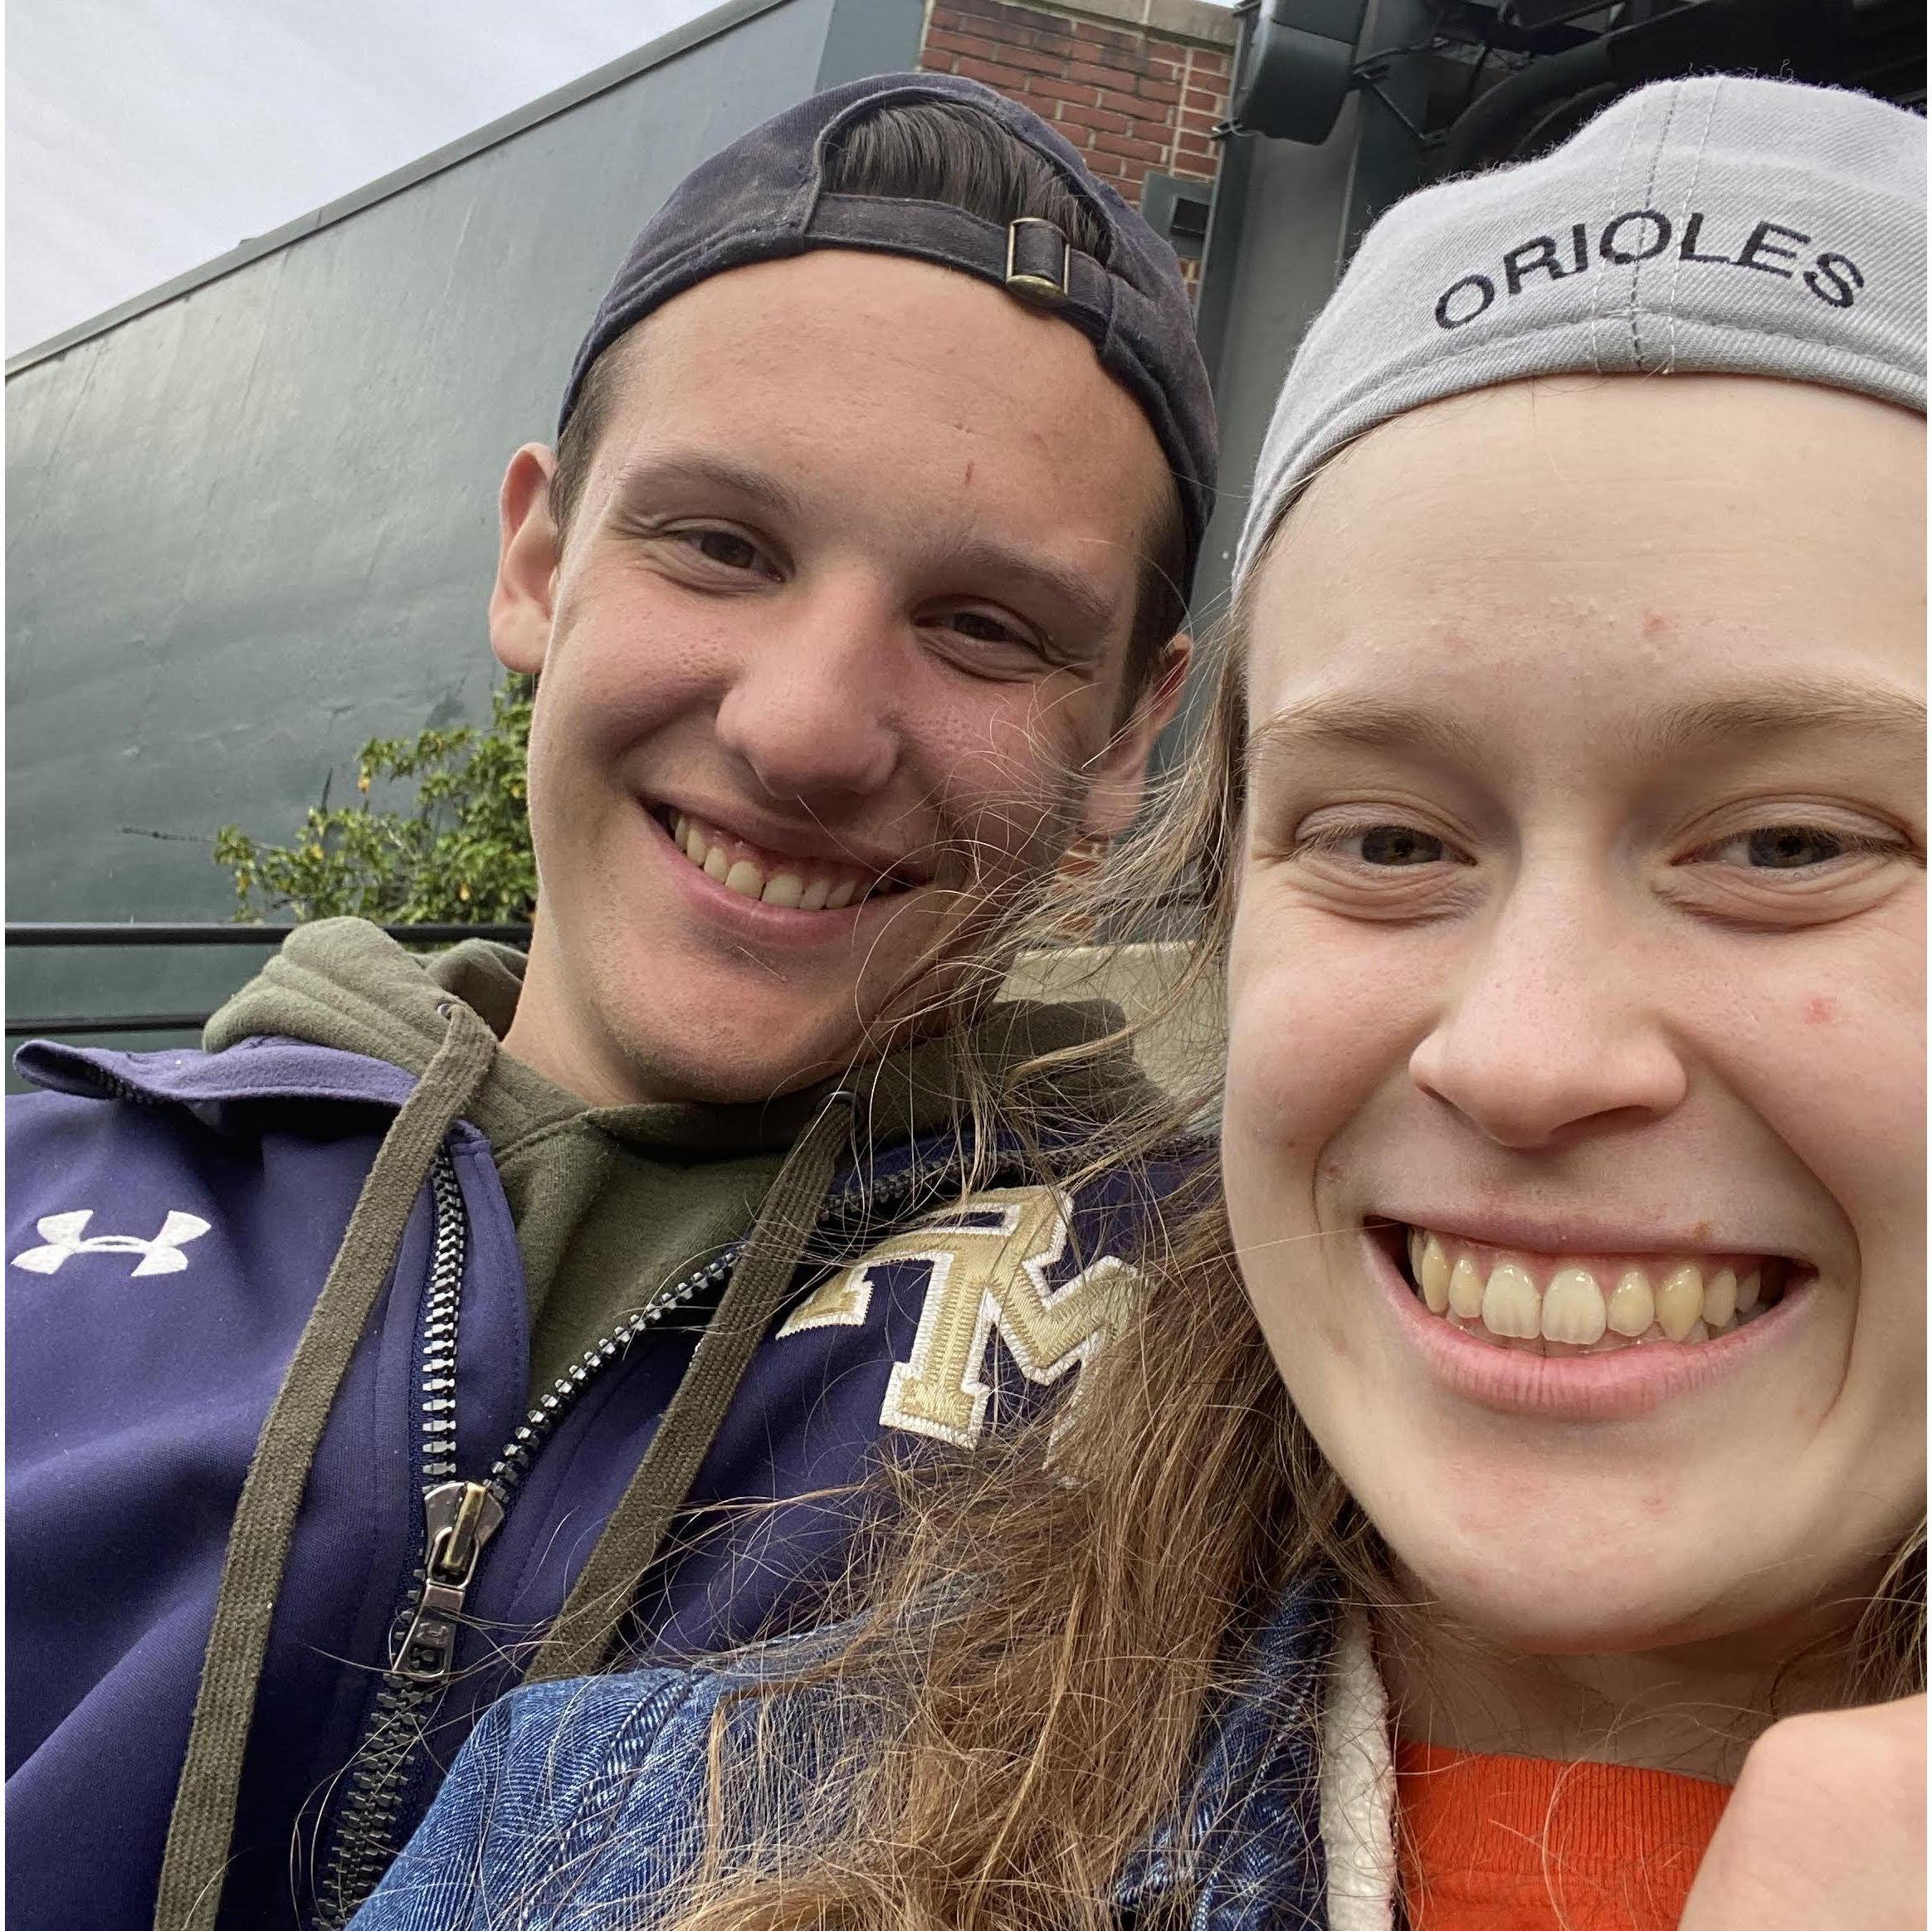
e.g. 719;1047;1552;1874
1434;207;1866;331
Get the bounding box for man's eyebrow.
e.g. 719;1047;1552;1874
603;459;1123;640
1247;674;1926;778
936;535;1124;643
606;453;807;523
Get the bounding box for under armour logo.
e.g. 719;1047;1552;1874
12;1209;212;1277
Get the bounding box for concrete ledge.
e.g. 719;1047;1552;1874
1036;0;1238;46
1003;940;1222;1100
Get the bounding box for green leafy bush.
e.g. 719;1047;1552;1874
214;676;537;924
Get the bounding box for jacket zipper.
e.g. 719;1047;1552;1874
313;1154;941;1924
313;1148;475;1929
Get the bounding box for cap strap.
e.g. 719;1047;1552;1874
803;193;1108;319
1005;217;1070;307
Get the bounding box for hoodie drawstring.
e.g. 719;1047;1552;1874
524;1088;858;1685
154;1002;498;1931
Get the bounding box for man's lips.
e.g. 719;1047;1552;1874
652;806;924;911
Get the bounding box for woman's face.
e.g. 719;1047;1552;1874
1222;374;1925;1657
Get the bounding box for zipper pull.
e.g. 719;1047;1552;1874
393;1480;504;1685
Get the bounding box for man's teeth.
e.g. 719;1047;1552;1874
1406;1228;1786;1353
670;813;886;910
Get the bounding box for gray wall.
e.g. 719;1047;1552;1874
6;0;922;1038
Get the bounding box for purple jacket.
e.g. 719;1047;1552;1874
7;1032;1188;1931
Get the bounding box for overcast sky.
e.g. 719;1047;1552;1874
7;0;722;355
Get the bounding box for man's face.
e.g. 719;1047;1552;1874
490;250;1181;1106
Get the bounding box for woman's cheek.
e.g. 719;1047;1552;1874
1227;890;1444;1152
1701;923;1924;1290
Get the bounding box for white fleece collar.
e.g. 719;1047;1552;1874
1317;1608;1399;1931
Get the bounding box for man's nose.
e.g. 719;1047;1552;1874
712;581;902;802
1408;876;1689;1151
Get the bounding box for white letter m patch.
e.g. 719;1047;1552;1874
778;1186;1136;1448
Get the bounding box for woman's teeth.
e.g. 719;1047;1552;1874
670;812;900;911
1405;1228;1790;1353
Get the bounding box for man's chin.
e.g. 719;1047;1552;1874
601;1003;919;1109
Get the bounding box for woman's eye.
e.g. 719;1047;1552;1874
1705;824;1891;870
1357;825;1446;866
1298;822;1449;866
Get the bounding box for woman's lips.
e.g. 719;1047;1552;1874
1361;1222;1820;1421
1396;1222;1798;1352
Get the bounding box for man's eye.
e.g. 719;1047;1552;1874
945;610;1027;646
683;529;764;571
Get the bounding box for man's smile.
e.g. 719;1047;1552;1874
650;804;927;917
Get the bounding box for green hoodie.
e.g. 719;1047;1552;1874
204;918;1157;1400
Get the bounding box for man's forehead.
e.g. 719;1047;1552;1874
587;261;1173;534
615;250;1117;403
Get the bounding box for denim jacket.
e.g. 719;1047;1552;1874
350;1577;1401;1930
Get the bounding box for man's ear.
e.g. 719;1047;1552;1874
489;443;563;676
1078;634;1193;841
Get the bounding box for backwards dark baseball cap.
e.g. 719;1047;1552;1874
559;72;1217;600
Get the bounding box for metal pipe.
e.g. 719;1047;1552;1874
6;922;532;947
7;1013;214;1037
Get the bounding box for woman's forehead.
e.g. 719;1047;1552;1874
1245;373;1925;712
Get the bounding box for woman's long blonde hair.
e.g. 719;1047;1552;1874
642;597;1924;1931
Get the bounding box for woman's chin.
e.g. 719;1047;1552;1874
1383;1519;1763;1660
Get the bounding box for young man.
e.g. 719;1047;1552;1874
7;73;1215;1931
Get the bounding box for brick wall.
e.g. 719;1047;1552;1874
918;0;1235;290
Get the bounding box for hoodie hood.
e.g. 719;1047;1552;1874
199;917;1164;1163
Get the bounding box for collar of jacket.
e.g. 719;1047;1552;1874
1112;1576;1397;1930
13;1034;1196;1227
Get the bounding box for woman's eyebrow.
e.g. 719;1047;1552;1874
1246;697;1484;778
1625;677;1926;760
1247;675;1925;778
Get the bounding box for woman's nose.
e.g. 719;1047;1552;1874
1408;887;1690;1150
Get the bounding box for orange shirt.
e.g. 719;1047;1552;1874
1396;1738;1731;1931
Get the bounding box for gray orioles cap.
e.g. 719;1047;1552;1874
560;72;1217;598
1237;74;1926;584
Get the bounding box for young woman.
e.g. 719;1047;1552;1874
352;73;1925;1931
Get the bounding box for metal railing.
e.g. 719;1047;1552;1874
5;923;531;1038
